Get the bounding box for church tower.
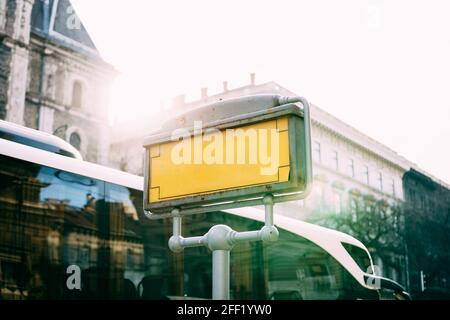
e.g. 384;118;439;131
0;0;116;164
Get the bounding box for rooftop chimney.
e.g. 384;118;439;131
223;81;228;92
250;73;255;86
201;87;208;99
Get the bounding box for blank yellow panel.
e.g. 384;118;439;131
277;117;289;132
150;188;160;201
279;166;290;181
149;117;291;202
279;131;289;167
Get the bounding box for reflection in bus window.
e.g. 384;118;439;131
0;154;378;300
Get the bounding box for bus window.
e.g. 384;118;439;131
0;154;170;300
264;231;377;300
341;242;372;272
0;154;379;300
0;155;104;299
103;182;170;300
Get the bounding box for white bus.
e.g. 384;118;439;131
0;122;409;300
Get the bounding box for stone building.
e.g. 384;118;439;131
0;0;115;164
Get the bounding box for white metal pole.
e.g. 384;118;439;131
212;250;230;300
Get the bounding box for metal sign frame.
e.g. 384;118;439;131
143;95;312;219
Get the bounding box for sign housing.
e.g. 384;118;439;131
143;95;312;218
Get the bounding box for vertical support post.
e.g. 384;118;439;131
167;196;278;300
212;250;230;300
263;194;274;227
173;213;181;236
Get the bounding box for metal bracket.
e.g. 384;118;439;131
167;194;279;300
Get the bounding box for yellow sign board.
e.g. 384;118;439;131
143;94;312;216
149;117;290;202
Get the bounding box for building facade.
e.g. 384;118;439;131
0;0;115;164
403;169;450;298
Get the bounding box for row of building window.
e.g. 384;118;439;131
313;141;396;197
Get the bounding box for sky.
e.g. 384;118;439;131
71;0;450;185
